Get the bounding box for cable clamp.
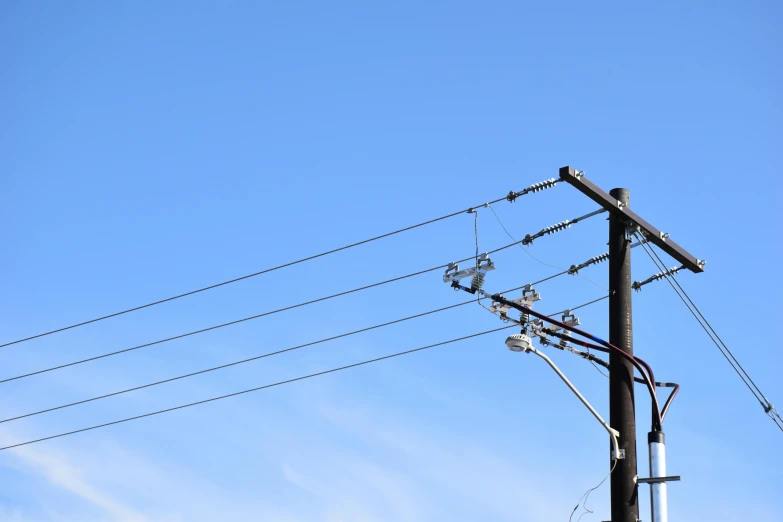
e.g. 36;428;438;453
637;475;680;484
624;223;635;242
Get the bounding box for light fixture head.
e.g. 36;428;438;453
505;333;533;353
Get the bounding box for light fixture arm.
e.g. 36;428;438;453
528;347;623;460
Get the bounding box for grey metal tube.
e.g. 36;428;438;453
529;347;621;460
649;432;668;522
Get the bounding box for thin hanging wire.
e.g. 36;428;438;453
487;204;608;291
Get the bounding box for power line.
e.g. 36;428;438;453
547;294;610;317
634;233;783;432
0;302;470;424
0;263;446;384
4;232;622;386
0;280;606;423
0;273;681;447
0;239;548;385
0;326;516;452
1;178;562;350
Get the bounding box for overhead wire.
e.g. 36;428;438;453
0;261;454;384
0;285;612;424
0;301;469;424
0;177;564;350
0;326;518;451
0;262;688;446
633;232;783;432
3;234;619;386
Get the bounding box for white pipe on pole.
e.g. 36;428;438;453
649;431;668;522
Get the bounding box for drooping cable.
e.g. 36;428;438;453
471;209;490;312
486;204;608;291
659;382;680;422
538;330;680;422
0;177;563;350
634;232;783;432
570;459;617;522
0;326;516;451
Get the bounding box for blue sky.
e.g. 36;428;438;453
1;1;781;521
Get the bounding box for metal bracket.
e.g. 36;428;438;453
612;447;626;460
559;166;705;273
490;285;541;315
624;224;634;242
636;475;681;484
443;253;495;284
561;310;580;327
528;319;548;341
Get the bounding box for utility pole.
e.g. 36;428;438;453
608;187;638;522
559;167;704;522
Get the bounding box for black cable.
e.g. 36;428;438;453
0;211;465;349
0;283;604;424
547;295;610;317
0;263;448;384
554;343;681;421
1;238;582;386
0;326;516;452
2;179;563;350
659;382;680;422
0;302;470;424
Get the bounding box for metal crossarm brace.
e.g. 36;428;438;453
559;166;705;273
637;475;681;484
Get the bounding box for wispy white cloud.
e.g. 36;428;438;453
318;404;563;521
0;433;149;522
